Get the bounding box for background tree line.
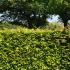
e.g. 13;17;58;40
0;0;70;28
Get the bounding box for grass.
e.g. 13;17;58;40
0;22;64;30
0;22;24;30
0;22;70;34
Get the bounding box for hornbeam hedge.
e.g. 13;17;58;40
0;29;70;70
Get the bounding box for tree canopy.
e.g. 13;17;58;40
0;0;70;28
0;0;49;28
48;0;70;27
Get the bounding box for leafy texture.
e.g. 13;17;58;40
0;29;70;70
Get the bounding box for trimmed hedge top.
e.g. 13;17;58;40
0;29;70;70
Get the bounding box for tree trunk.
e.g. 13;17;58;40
42;15;47;26
63;20;68;27
42;15;46;23
60;15;68;28
27;18;32;28
62;18;68;31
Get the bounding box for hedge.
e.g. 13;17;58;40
0;29;70;70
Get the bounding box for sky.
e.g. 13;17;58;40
47;15;59;22
0;14;3;16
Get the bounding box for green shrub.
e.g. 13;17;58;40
0;22;23;30
45;22;64;31
0;29;70;70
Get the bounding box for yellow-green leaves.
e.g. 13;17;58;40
0;30;70;70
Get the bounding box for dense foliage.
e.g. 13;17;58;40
0;29;70;70
0;0;70;27
48;0;70;27
0;0;49;28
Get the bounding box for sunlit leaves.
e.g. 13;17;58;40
0;29;70;69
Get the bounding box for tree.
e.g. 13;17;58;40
0;0;49;28
47;0;70;27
